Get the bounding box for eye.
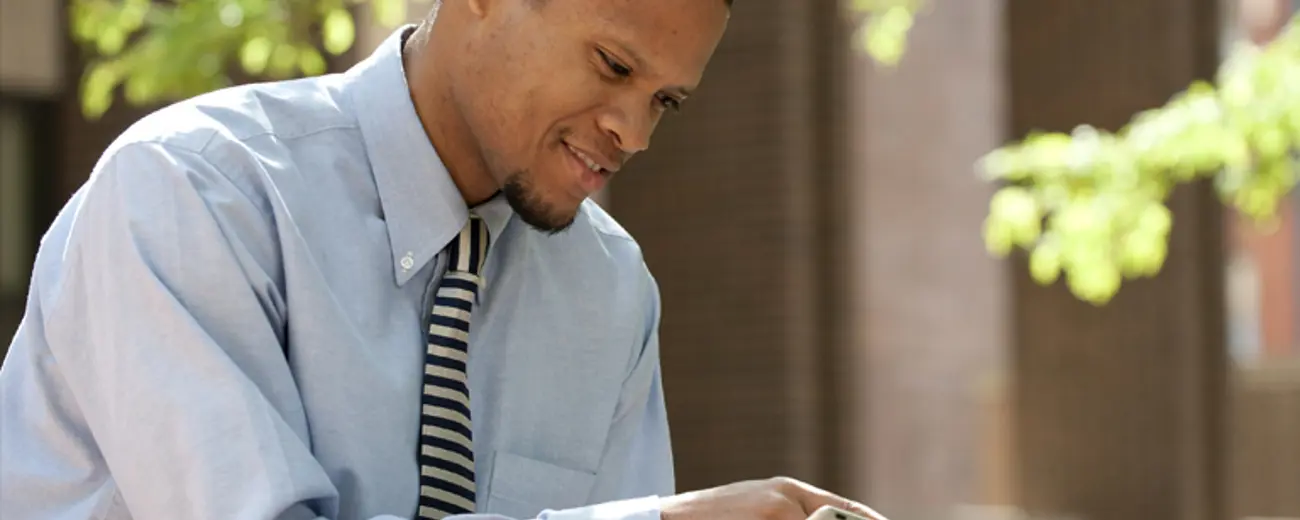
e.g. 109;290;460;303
656;94;682;112
597;48;632;77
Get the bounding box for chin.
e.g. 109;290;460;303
514;204;579;235
503;180;581;235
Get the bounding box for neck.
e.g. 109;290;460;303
403;23;501;207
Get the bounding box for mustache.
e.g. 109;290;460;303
557;128;631;170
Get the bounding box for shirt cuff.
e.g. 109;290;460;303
541;495;662;520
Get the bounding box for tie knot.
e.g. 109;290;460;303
447;215;490;275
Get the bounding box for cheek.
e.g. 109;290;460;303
477;59;605;169
469;84;540;160
505;83;589;158
468;41;544;145
500;86;547;158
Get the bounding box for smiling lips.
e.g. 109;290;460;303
563;142;616;195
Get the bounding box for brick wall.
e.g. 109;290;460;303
610;0;845;490
845;0;1010;516
612;1;1012;515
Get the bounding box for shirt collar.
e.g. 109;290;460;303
345;25;514;286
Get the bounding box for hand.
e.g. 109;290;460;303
660;476;887;520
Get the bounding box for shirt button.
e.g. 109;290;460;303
400;253;415;270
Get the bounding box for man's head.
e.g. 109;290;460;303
407;0;731;233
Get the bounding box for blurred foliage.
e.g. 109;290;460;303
73;0;922;116
848;1;1300;306
71;1;1300;307
981;14;1300;305
846;0;923;66
69;0;430;119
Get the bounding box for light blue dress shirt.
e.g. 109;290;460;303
0;26;674;520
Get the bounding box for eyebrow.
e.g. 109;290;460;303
606;40;696;99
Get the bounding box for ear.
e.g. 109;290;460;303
467;0;490;17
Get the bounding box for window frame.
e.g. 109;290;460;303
0;92;57;316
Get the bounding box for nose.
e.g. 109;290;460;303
596;101;654;155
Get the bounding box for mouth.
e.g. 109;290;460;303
563;142;614;196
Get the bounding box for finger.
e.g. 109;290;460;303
836;501;889;520
787;480;889;520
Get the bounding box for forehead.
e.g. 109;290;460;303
558;0;729;84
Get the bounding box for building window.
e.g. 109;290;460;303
0;97;32;298
0;94;53;347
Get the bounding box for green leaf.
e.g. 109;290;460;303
989;187;1043;247
120;0;151;32
1255;125;1289;159
219;2;245;28
977;13;1300;305
373;0;408;27
1119;230;1167;278
1067;260;1121;306
1029;239;1062;285
269;44;300;78
71;0;371;117
858;6;913;67
299;47;328;76
322;8;356;56
70;1;100;42
82;62;120;120
199;53;222;79
97;26;127;56
982;216;1014;257
124;71;159;105
240;36;274;75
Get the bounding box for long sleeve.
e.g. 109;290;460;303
601;272;675;500
1;138;675;520
0;140;390;520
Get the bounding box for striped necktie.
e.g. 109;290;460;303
417;216;490;519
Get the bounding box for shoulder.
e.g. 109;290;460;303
107;74;356;167
52;78;358;281
111;73;353;151
577;199;653;283
510;198;658;303
82;75;360;223
579;199;641;252
572;201;663;366
562;200;660;315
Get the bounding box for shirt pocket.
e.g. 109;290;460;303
484;450;598;518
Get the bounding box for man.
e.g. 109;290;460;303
0;0;884;519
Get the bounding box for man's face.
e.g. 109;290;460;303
452;0;730;232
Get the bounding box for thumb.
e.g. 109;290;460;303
807;502;889;520
789;481;888;520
